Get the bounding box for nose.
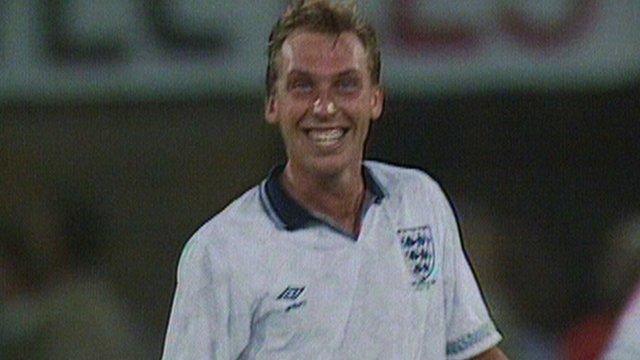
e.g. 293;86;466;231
312;96;337;117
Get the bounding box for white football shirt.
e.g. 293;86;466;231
162;161;502;359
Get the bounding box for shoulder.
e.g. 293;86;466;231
177;185;272;277
365;160;449;203
366;161;459;241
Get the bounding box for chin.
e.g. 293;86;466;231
302;154;359;178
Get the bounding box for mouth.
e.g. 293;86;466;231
304;127;349;147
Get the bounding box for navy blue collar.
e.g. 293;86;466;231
264;164;386;230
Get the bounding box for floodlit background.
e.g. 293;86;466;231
1;1;639;359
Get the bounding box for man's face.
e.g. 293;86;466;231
266;31;383;177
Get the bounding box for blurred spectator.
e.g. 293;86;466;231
602;281;640;359
560;212;640;360
0;152;148;359
457;198;560;359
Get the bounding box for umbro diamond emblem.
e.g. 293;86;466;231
276;286;305;300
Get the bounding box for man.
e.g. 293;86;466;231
162;1;506;359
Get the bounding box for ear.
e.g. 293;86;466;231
370;86;384;121
265;95;278;124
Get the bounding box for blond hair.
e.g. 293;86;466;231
266;0;381;96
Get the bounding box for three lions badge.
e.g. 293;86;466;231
397;225;437;290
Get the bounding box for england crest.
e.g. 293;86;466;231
397;225;437;289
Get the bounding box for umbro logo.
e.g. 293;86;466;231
276;286;305;300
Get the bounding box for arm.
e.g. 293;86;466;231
435;183;503;359
472;346;509;360
162;234;252;359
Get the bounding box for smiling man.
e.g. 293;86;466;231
162;1;506;359
265;28;382;236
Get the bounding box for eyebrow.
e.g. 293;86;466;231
287;69;360;78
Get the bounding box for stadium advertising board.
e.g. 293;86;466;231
0;0;638;102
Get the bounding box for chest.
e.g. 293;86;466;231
247;206;447;358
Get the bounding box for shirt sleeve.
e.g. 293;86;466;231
603;284;640;359
162;232;253;360
439;192;502;360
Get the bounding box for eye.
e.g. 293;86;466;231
290;79;313;93
336;77;360;93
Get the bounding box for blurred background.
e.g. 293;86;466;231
1;1;639;359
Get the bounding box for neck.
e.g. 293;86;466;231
281;162;366;235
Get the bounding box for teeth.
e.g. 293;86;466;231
307;128;345;143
